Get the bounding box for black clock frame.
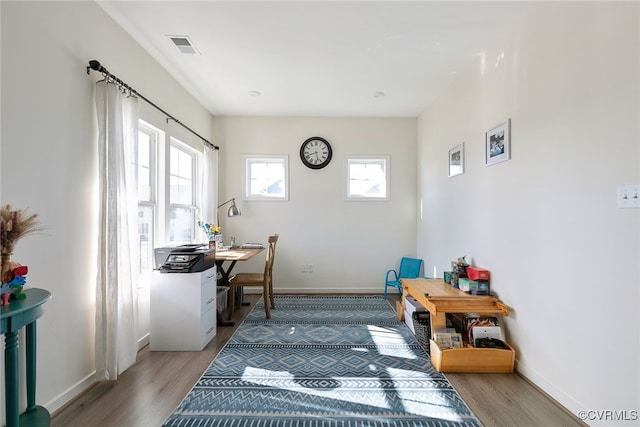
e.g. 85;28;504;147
300;136;333;170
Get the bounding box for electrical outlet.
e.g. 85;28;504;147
617;185;640;208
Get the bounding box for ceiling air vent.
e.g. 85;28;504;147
168;35;200;55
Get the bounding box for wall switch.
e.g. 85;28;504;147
617;185;640;208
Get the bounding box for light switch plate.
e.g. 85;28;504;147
617;185;640;208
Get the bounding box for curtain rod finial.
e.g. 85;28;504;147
87;60;105;74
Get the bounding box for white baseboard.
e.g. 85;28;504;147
47;336;149;416
45;371;96;415
516;360;600;426
138;332;150;349
246;288;384;294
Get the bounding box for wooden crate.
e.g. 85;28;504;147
395;300;404;321
429;340;515;373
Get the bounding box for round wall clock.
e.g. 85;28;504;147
300;136;332;169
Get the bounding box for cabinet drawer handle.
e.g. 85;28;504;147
206;298;215;305
206;327;214;335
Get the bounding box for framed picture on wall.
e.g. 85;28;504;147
485;119;511;166
448;143;464;177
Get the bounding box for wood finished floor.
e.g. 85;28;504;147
51;294;585;427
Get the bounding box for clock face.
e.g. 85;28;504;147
300;137;332;169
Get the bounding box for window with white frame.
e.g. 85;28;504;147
346;156;389;200
244;155;289;200
137;121;159;278
169;139;199;243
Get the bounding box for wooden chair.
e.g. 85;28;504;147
229;234;278;319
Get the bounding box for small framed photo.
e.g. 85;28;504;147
448;143;464;177
485;119;511;166
214;233;224;250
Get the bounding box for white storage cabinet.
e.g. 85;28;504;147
150;266;217;351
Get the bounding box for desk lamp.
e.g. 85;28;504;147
218;198;241;217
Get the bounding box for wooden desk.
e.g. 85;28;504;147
401;278;509;331
0;288;51;427
215;247;264;284
401;278;514;373
215;247;264;326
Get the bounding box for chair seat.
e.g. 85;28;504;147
230;273;265;285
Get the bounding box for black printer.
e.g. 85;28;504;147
154;244;216;273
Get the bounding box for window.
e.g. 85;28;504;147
169;140;199;243
346;156;389;200
244;155;289;200
137;121;159;277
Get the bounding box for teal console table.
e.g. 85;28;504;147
0;288;51;427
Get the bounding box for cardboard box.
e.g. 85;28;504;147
429;340;515;373
471;280;490;295
467;266;490;281
458;278;479;292
404;297;426;334
396;300;404;321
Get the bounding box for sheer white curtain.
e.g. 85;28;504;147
94;80;139;381
200;143;219;228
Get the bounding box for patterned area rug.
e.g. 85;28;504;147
163;296;480;426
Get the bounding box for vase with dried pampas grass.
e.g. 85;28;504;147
0;204;44;283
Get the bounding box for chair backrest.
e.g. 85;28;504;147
398;257;422;279
263;234;279;281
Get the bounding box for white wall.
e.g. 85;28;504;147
417;2;639;424
214;116;418;293
0;0;213;414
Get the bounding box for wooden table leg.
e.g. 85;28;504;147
430;312;447;334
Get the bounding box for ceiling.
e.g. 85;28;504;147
98;1;536;118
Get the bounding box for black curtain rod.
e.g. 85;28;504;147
86;60;219;150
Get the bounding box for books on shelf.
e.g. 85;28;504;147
462;315;500;344
433;330;464;350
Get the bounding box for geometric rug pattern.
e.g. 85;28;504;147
163;296;481;426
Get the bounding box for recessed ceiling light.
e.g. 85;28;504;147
248;91;261;97
373;91;386;98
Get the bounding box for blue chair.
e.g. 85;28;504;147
384;257;423;298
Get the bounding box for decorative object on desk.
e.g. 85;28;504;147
485;119;511;166
448;142;464;177
241;242;264;249
214;233;224;250
163;296;481;427
458;277;479;293
443;271;452;284
450;255;469;288
198;219;221;249
472;280;491;295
